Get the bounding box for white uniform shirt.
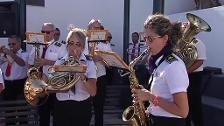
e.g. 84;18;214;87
0;49;28;80
28;40;67;77
0;68;4;89
95;42;112;77
194;39;206;72
147;54;189;118
56;53;97;101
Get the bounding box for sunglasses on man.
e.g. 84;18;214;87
8;43;16;46
41;30;53;34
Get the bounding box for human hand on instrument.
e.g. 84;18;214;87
80;74;87;84
1;47;12;55
93;54;103;62
35;58;46;67
131;85;151;103
42;73;49;83
0;46;6;53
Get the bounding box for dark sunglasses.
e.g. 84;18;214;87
55;33;60;36
67;41;82;47
108;36;112;39
8;43;16;46
41;30;53;34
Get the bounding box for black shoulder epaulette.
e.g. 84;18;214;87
61;40;66;44
84;54;93;61
54;42;62;47
165;54;177;64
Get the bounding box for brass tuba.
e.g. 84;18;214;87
122;49;150;126
24;45;87;106
174;13;211;68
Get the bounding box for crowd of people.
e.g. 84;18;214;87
0;13;207;126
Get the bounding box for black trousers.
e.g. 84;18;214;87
38;94;55;126
93;75;107;126
2;78;27;125
186;71;203;126
2;78;26;100
53;98;92;126
149;115;186;126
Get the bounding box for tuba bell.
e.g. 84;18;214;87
24;44;87;106
174;13;211;68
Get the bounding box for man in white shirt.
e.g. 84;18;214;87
28;23;67;126
88;19;112;126
186;39;206;126
0;35;28;100
0;68;4;94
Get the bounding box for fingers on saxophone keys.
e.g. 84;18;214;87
138;85;144;89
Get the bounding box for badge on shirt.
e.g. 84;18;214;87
54;42;62;47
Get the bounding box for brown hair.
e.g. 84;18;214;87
144;14;182;46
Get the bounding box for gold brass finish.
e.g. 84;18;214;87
24;47;87;106
122;49;150;126
174;13;211;68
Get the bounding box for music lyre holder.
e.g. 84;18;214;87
87;30;109;57
87;29;109;43
24;32;47;63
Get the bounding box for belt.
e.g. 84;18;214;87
5;78;27;83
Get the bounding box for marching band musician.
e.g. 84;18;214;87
53;27;97;126
129;32;141;62
88;19;112;126
0;35;28;101
28;23;67;126
132;14;189;126
0;68;4;94
183;22;207;126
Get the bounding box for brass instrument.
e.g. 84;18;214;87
174;13;211;68
122;49;150;126
24;44;87;106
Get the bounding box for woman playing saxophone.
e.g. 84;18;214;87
132;14;189;126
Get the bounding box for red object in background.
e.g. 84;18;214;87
131;44;136;60
5;63;11;77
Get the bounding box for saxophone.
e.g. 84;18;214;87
122;49;149;126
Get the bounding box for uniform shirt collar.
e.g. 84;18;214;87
47;39;55;45
79;52;87;62
16;49;23;54
64;52;87;62
155;55;164;66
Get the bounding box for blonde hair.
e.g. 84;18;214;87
66;27;87;48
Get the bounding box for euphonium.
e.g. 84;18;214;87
174;13;211;68
122;49;150;126
24;45;87;106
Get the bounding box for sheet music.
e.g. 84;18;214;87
25;32;46;44
95;50;129;70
